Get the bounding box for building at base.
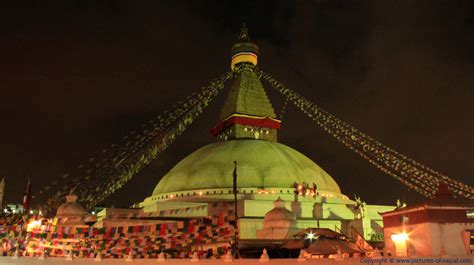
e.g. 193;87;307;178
381;185;474;256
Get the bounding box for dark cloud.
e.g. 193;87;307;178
0;1;472;207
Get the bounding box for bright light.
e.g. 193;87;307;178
91;211;96;215
391;233;408;242
27;220;42;232
198;191;203;196
306;231;318;241
29;210;34;214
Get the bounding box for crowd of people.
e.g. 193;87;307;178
293;182;318;198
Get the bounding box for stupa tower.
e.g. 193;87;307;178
135;26;398;241
145;25;343;209
210;25;281;142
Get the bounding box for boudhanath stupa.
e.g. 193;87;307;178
96;26;395;242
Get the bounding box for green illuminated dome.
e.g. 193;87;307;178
152;139;341;195
150;27;342;199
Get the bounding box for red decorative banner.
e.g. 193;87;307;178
210;114;281;136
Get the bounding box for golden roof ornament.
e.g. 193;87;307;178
238;23;250;42
231;24;259;70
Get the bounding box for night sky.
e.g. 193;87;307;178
1;1;473;207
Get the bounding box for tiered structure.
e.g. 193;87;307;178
2;25;472;260
131;26;395;240
211;27;280;142
30;26;472;246
34;26;473;215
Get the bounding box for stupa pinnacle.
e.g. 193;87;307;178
210;26;281;141
230;24;259;70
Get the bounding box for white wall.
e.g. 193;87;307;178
429;223;474;256
384;222;474;256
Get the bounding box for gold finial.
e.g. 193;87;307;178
238;23;250;42
231;24;259;70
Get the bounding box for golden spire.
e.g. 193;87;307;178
238;23;250;42
230;24;259;70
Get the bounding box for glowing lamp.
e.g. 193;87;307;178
391;233;408;242
27;220;42;232
306;231;319;241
